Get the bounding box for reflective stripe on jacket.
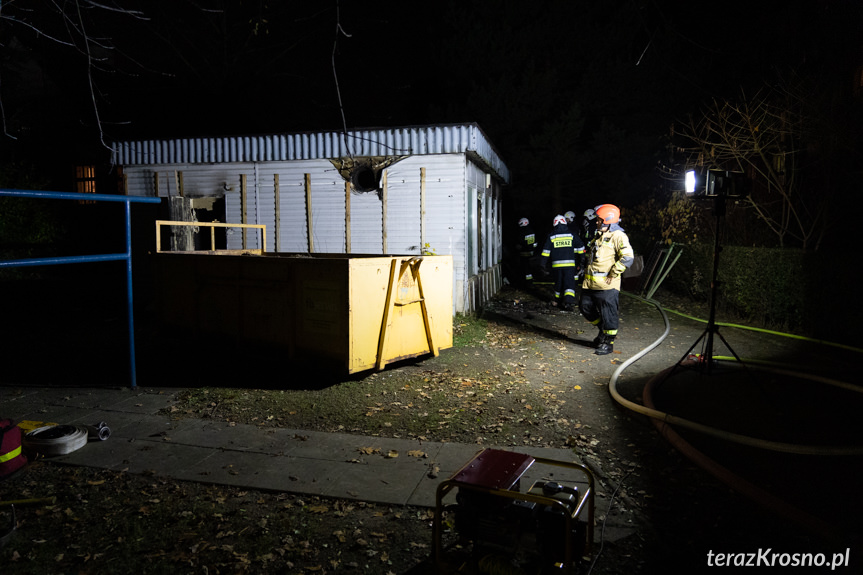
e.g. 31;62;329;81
517;228;537;257
540;224;585;267
582;227;634;291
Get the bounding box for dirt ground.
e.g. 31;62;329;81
2;280;862;574
469;284;863;573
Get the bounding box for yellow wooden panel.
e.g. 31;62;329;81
347;256;453;373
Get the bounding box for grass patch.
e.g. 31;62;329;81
167;359;560;448
452;313;488;347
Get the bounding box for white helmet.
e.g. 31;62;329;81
518;217;529;227
564;210;576;223
553;214;567;227
583;208;596;220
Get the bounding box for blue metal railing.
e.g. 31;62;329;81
0;189;162;388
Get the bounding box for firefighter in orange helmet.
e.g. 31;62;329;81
580;204;634;355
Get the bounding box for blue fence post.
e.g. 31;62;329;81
0;189;162;388
125;200;138;388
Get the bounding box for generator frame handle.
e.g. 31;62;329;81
432;454;594;574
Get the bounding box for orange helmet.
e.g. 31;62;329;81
594;204;620;225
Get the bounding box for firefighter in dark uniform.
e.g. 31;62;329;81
580;204;634;355
515;217;537;286
564;210;579;238
580;207;598;245
540;214;585;311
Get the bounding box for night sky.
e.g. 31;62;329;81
2;0;862;222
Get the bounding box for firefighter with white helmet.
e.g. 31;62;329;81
540;214;585;311
564;210;581;241
580;204;634;355
580;208;597;244
515;217;537;286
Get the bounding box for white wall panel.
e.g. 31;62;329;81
274;166;312;253
308;175;346;254
350;191;384;254
384;165;422;255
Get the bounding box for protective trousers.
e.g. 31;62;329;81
579;288;620;336
519;255;534;283
553;266;577;306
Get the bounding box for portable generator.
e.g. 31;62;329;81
433;448;594;575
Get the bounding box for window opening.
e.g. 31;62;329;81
75;165;96;204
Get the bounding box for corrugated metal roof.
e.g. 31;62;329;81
111;123;510;184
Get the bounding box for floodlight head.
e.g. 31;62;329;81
684;168;748;198
685;170;697;195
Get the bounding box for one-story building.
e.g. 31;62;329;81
111;123;510;314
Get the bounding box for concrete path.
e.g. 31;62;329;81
1;385;593;511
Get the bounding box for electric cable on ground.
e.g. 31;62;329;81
584;467;634;575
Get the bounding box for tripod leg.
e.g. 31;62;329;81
715;328;745;365
650;326;713;385
679;330;707;363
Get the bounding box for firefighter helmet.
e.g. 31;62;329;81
583;208;596;220
594;204;620;225
564;210;576;223
553;214;568;227
518;217;530;227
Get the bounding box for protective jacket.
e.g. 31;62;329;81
580;216;596;244
516;225;537;257
541;223;585;270
582;224;634;291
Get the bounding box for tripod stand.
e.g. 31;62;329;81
677;192;744;374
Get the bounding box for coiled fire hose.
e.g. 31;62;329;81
23;422;111;457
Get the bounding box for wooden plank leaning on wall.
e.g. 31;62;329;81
240;173;247;249
274;174;281;253
305;173;314;253
381;170;388;254
345;180;351;254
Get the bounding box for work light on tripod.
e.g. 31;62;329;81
684;168;748;198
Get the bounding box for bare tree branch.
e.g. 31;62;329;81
72;0;110;149
81;0;149;19
0;14;76;46
0;70;18;139
678;83;825;249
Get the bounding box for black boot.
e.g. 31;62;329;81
591;327;603;347
595;334;614;355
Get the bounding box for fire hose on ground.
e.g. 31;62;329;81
23;422;111;457
608;292;863;539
